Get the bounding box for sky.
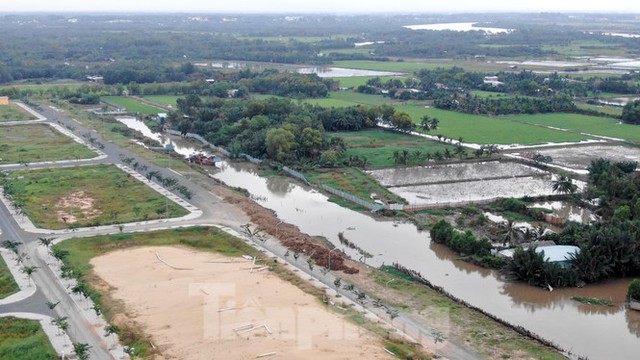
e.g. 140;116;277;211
2;0;640;13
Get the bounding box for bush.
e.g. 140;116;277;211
628;279;640;301
430;220;492;257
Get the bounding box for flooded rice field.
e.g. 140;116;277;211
367;161;546;187
530;145;640;171
391;176;557;205
367;162;560;205
530;201;596;224
297;66;402;77
119;118;640;360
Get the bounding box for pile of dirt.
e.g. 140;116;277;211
54;190;101;224
226;196;359;274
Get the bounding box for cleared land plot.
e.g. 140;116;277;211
0;317;57;360
1;164;188;229
91;246;393;360
329;128;456;167
102;96;164;115
504;112;640;143
0;256;19;299
367;161;558;205
0;124;95;164
333;60;451;72
397;106;592;145
0;104;36;122
142;95;180;108
527;145;640;170
366;161;546;187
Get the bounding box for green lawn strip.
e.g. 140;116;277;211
0;256;19;299
142;95;181;108
0;317;57;360
1;164;188;230
329;128;457;167
101;97;164;115
504;112;640;143
397;105;592;145
576;103;623;117
323;48;373;55
306;167;405;205
330;76;407;89
333;60;452;73
469;90;533;100
0;124;96;164
368;266;564;360
0;104;37;122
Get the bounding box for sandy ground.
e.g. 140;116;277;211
91;246;393;360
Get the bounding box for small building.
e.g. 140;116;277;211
0;96;8;106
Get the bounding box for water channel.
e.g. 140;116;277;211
118;117;640;360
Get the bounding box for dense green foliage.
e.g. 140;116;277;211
430;220;505;268
622;100;640;125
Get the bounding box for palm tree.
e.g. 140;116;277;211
20;266;38;286
73;343;92;360
454;144;466;160
38;237;56;248
430;118;439;130
46;301;60;311
501;219;520;246
1;239;22;254
51;316;69;335
552;175;578;194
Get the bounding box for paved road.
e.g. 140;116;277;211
0;102;480;360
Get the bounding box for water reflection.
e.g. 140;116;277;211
626;309;640;338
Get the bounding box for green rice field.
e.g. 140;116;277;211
143;95;181;107
102;96;164;115
331;76;407;89
329;128;457;167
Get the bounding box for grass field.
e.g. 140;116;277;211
102;96;164;115
576;103;624;116
397;105;593;145
0;317;57;360
0;256;19;300
329;128;457;167
331;76;407;89
310;91;392;107
1;164;188;229
0;124;96;164
469;90;526;99
306;167;406;205
333;60;452;73
0;104;36;122
142;95;181;107
504;112;640;143
323;48;373;55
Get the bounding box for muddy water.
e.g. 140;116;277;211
120;118;640;360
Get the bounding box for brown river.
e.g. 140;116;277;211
119;118;640;360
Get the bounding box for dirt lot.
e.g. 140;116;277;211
91;246;393;360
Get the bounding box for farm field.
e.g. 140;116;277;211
331;76;406;89
329;128;457;167
0;124;95;164
525;145;640;170
1;164;188;229
0;317;57;360
102;96;164;115
333;60;451;72
143;95;181;107
504;112;640;143
0;256;18;300
396;105;592;145
0;104;36;122
469;90;526;99
576;103;624;116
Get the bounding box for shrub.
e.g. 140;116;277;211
628;279;640;301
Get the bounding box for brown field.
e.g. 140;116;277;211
91;246;394;360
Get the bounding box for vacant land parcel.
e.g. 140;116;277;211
0;124;95;164
1;164;187;229
0;104;36;122
102;96;164;115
